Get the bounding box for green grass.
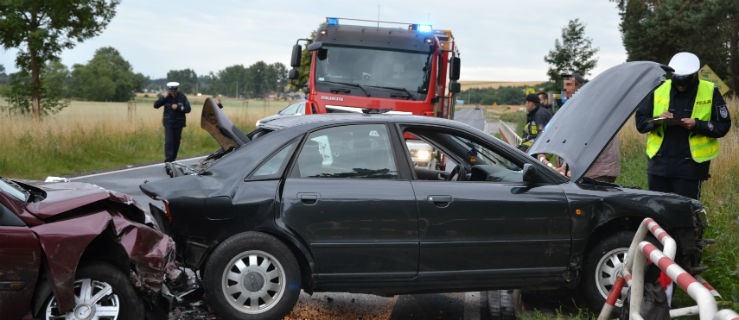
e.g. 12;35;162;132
0;97;283;179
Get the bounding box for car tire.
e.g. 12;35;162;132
39;262;144;320
582;231;635;313
204;231;301;320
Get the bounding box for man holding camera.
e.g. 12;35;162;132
154;81;191;164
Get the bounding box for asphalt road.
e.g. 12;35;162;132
68;110;578;319
454;108;486;131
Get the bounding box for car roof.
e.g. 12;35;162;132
258;113;467;131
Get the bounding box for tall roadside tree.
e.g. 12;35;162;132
0;0;118;119
611;0;738;96
5;60;70;115
543;19;599;90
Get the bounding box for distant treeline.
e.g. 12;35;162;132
460;86;537;105
0;47;288;105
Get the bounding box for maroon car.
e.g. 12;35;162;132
0;177;176;320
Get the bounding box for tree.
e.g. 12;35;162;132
4;60;69;116
543;19;599;90
269;62;288;97
0;0;118;120
166;69;198;94
212;65;248;98
246;61;268;98
0;64;7;85
70;47;139;101
611;0;738;95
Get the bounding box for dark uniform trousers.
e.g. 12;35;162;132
648;174;701;200
164;124;184;163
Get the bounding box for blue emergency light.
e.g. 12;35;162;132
417;24;432;33
409;23;433;33
326;17;339;25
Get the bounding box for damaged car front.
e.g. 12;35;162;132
529;61;708;309
0;177;177;319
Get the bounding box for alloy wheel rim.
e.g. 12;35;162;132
595;247;628;307
45;278;120;320
221;250;287;314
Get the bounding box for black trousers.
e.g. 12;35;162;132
648;175;702;200
164;125;184;162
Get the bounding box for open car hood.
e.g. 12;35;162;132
200;97;249;151
529;61;668;181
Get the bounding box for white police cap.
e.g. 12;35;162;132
668;52;700;76
166;81;180;88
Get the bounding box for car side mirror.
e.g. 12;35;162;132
522;163;539;184
288;68;299;80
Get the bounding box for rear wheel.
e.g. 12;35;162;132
204;232;301;320
40;262;143;320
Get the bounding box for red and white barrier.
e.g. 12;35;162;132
598;218;738;320
597;218;677;320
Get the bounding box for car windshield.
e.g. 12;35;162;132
315;45;431;100
0;177;29;201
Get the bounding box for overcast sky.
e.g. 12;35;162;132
0;0;628;82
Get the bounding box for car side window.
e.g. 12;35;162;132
0;203;24;227
250;141;297;179
403;128;523;183
296;124;398;179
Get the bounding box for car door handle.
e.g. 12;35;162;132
427;195;453;208
298;193;319;205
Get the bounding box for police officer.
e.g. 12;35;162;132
519;93;552;151
635;52;731;199
154;81;191;165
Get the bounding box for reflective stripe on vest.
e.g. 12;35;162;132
646;79;718;162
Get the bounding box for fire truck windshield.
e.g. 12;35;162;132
315;46;431;100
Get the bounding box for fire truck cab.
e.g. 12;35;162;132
289;17;461;119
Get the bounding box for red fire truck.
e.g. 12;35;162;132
288;17;461;119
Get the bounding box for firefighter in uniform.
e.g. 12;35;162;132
519;94;552;151
635;52;731;200
154;81;191;165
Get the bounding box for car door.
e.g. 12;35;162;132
280;123;418;281
0;201;42;320
402;127;571;281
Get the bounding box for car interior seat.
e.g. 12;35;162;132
298;140;324;177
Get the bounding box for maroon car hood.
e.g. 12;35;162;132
26;182;137;220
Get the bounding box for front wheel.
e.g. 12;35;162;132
40;262;144;320
204;232;301;320
581;232;633;312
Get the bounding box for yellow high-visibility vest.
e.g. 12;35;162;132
646;79;718;163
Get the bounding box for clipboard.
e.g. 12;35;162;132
648;117;682;126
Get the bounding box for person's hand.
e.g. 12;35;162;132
680;118;696;130
171;103;179;110
659;111;674;119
